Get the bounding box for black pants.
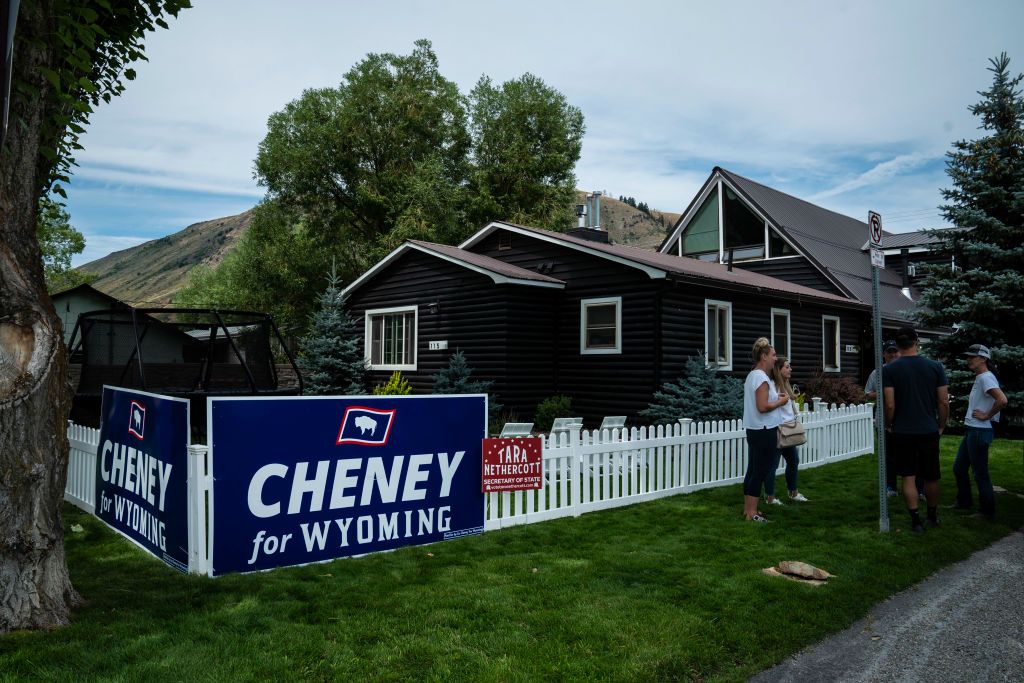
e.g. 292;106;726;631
744;427;778;497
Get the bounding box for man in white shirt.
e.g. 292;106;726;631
952;344;1008;519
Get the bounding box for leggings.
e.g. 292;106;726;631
764;446;799;497
744;427;778;497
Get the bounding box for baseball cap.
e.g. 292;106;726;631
883;340;898;353
963;344;991;359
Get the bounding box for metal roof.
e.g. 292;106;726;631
407;240;565;285
858;227;969;251
341;238;565;299
473;222;867;308
713;168;920;323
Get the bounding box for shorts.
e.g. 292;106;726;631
890;432;941;480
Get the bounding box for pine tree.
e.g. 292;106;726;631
297;268;367;395
916;53;1024;426
640;355;743;425
432;350;502;418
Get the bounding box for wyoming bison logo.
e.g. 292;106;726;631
336;406;396;446
127;400;146;440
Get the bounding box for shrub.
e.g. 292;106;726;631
490;408;522;438
640;355;743;425
372;371;412;396
431;350;502;420
533;395;572;432
297;267;366;396
802;367;864;408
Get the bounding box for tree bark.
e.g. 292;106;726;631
0;0;81;632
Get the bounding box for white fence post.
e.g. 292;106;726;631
678;418;692;490
569;424;582;517
187;444;212;576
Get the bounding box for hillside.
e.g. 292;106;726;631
77;197;679;305
576;192;679;248
78;209;254;305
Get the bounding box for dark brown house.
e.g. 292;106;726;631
342;222;870;424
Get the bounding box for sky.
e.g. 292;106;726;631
65;0;1024;266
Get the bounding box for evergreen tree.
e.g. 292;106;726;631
916;53;1024;425
640;355;743;425
432;350;502;419
297;267;367;395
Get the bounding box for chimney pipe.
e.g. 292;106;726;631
575;202;587;229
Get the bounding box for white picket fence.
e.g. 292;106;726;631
63;402;875;539
484;402;874;530
66;422;100;514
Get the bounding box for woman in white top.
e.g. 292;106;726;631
763;357;809;505
742;338;790;522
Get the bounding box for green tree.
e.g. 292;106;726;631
209;42;586;339
253;39;470;281
640;355;743;425
467;73;584;230
916;53;1024;425
36;196;92;292
297;267;366;396
432;350;501;420
175;199;324;333
0;0;189;632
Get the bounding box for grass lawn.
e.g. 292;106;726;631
2;437;1023;682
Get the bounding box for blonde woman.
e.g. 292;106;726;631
764;356;809;505
742;338;789;522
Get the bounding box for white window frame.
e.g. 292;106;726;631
580;296;622;355
704;299;733;371
771;308;791;360
365;305;418;371
822;315;841;373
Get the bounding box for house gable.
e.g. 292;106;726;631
660;167;922;324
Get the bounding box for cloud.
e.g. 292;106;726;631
61;0;1023;256
808;153;935;201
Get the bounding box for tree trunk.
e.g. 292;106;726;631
0;0;81;632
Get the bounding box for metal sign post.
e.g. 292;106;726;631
868;211;889;532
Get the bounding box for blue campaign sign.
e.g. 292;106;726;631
95;386;190;573
208;395;487;576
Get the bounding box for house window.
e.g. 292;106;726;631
498;232;512;251
705;300;732;370
771;308;790;359
580;297;621;355
822;315;840;372
768;228;797;257
723;187;764;259
366;306;417;370
680;187;719;257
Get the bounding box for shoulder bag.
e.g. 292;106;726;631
777;419;807;448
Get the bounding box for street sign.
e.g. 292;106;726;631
868;211;883;247
868;210;888;532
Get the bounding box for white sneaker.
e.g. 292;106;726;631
790;493;809;502
767;497;784;506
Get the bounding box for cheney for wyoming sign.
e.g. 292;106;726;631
207;395;487;575
95;386;190;573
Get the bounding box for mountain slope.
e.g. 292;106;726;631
78;209;254;305
576;192;679;248
77;198;678;305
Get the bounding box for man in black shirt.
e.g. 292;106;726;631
883;327;949;534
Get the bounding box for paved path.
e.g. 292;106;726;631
751;529;1024;683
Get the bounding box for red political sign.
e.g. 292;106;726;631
482;437;543;492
